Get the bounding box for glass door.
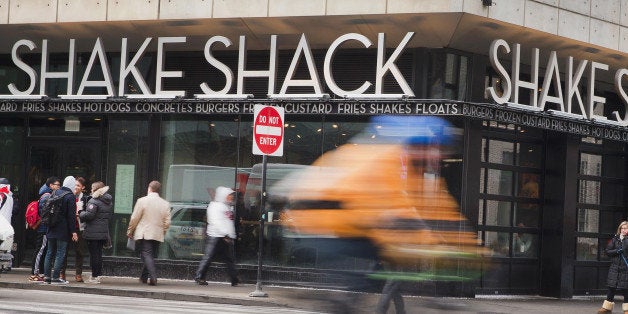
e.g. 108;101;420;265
23;140;102;265
27;142;101;200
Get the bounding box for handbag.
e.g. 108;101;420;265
126;238;136;251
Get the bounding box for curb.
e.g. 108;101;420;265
0;280;281;308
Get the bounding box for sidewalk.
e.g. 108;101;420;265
0;267;608;313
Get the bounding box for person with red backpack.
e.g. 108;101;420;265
27;176;61;283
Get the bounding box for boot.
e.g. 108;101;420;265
598;300;614;314
623;302;628;314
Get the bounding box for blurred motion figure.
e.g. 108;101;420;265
277;116;487;312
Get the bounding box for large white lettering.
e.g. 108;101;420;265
76;38;114;96
279;34;322;94
119;38;152;96
237;35;277;96
8;40;37;95
199;36;233;96
155;37;186;97
488;39;626;125
40;39;75;95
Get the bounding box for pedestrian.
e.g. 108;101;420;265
194;186;239;286
79;181;112;284
127;181;171;286
43;176;78;284
27;177;60;283
0;178;13;228
598;220;628;314
61;177;89;282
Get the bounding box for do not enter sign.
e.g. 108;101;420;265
253;105;284;156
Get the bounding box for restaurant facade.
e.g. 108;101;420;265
1;0;627;298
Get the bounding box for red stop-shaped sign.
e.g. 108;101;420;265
253;105;284;156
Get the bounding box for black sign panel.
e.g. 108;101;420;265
1;98;627;142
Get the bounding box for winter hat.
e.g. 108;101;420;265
62;176;76;190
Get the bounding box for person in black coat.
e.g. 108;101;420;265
79;181;112;284
43;176;78;284
598;220;628;314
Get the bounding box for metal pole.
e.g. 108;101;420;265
249;154;268;297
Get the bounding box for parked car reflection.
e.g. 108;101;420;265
162;204;206;260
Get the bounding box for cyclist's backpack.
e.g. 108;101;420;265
40;191;72;228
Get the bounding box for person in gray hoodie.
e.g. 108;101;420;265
79;181;112;284
194;186;239;286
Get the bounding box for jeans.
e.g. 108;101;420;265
138;239;160;281
87;239;105;277
195;236;237;282
44;238;68;280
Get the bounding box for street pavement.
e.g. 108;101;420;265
0;267;611;313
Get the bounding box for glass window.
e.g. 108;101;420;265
600;181;628;206
514;203;539;228
517;142;543;168
603;155;626;178
158;117;240;261
576;237;598;261
29;116;102;137
428;51;469;101
322;118;369;153
485;231;509;257
512;232;538;257
578;180;601;204
487;169;513;196
106;119;149;258
160;118;240;205
517;173;540;199
580;153;602;176
485;200;511;227
267;117;323;166
577;208;599;233
484;139;514;164
600;210;625;234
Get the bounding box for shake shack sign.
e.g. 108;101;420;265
4;33;415;99
487;39;628;127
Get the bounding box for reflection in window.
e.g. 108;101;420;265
106;120;149;258
485;200;511;226
517;173;540;199
487;169;513;196
484;139;514;164
576;237;598;261
428;51;469;100
485;231;509;257
514;202;539;228
160;119;239;204
512;232;537;258
577;208;599;233
323;119;369;153
580;153;602;176
578;180;601;204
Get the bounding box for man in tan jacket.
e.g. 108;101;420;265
127;181;171;286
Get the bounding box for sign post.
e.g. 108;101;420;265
249;104;284;298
